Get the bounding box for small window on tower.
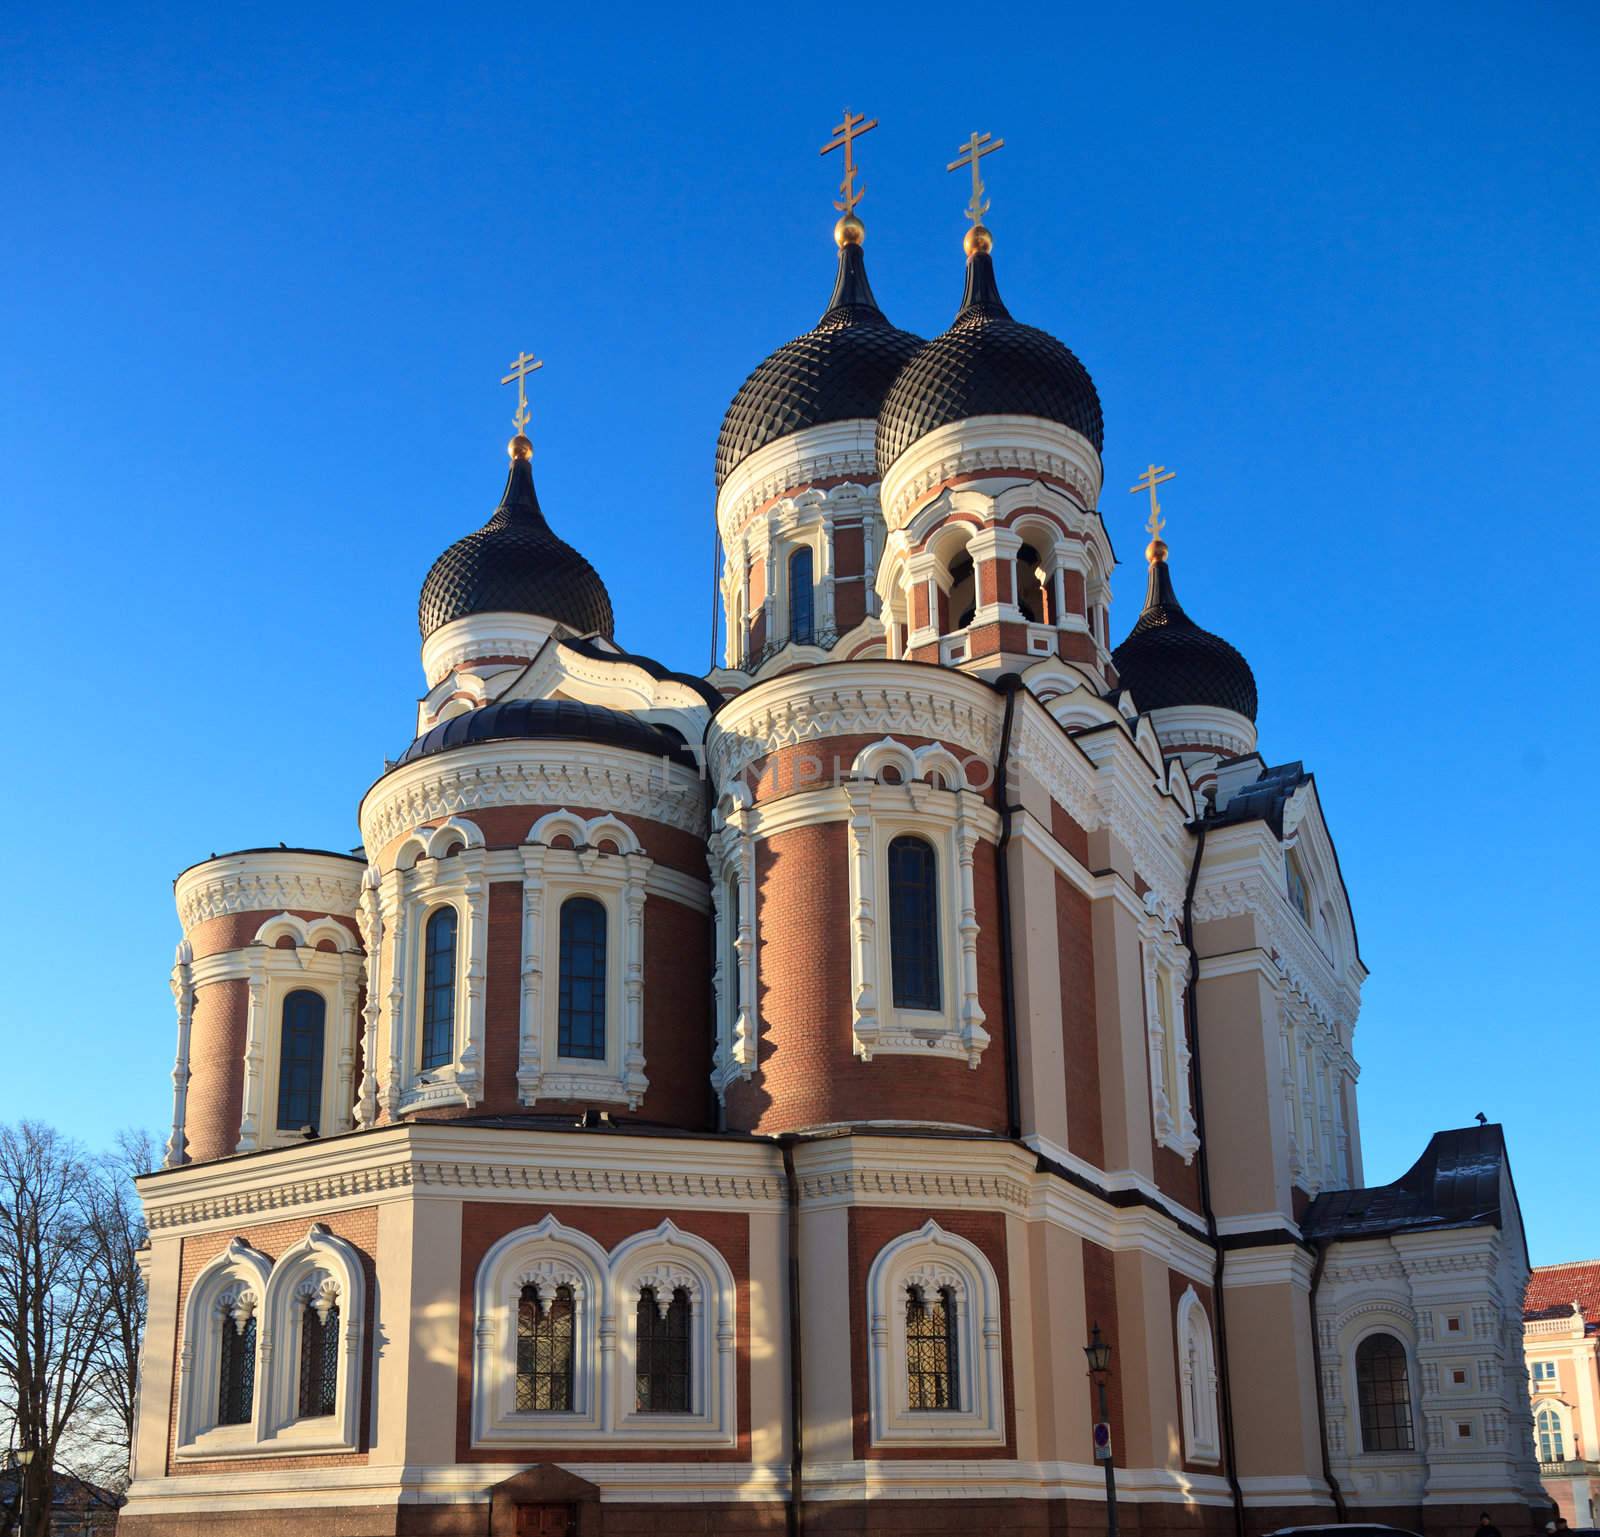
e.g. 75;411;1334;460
789;546;815;646
948;555;975;631
557;897;607;1061
1016;544;1045;623
887;835;940;1011
420;906;458;1070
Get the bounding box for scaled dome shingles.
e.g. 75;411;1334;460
418;454;614;641
1112;561;1258;722
876;250;1104;475
397;698;695;768
715;242;924;488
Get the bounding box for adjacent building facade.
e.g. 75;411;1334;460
122;180;1549;1537
1524;1261;1600;1525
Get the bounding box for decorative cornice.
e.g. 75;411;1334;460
176;853;365;931
360;740;707;852
797;1167;1030;1213
716;419;880;540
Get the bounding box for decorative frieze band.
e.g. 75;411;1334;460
176;863;364;931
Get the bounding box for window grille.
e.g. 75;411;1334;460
905;1283;958;1410
887;835;940;1010
1355;1332;1414;1452
557;897;607;1060
217;1312;256;1427
297;1301;339;1418
276;989;326;1131
420;907;458;1070
635;1285;692;1413
516;1284;576;1412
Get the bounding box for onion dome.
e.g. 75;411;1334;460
715;229;923;487
418;437;614;641
1112;546;1258;722
397;698;695;769
876;238;1103;475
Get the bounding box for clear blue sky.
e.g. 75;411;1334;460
2;4;1595;1263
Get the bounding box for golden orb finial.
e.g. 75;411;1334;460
834;212;865;248
1145;536;1169;565
508;434;533;462
964;223;994;257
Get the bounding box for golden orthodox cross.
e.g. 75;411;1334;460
1130;462;1176;542
500;350;542;436
947;130;1005;226
821;109;878;214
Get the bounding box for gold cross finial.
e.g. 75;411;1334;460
1130;463;1176;562
947;130;1005;228
821;108;878;216
500;350;542;442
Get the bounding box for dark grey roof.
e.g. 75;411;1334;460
418;453;614;641
1111;557;1258;722
1208;760;1311;836
1303;1124;1510;1243
876;249;1104;475
560;636;724;710
716;241;924;487
395;698;696;770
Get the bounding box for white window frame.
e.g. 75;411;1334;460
1176;1285;1221;1463
709;785;758;1097
470;1218;737;1450
1531;1359;1559;1386
844;741;990;1067
1535;1401;1569;1461
518;811;651;1108
1141;900;1199;1162
256;1223;367;1454
173;1238;273;1457
866;1219;1005;1447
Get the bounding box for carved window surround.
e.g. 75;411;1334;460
708;785;758;1097
1141;902;1199;1164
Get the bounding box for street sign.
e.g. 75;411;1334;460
1093;1420;1113;1462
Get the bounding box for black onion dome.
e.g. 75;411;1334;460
1112;557;1258;722
715;240;924;487
418;450;614;641
876;248;1104;474
397;698;695;769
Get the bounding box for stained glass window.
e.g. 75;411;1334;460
1356;1332;1414;1452
420;907;458;1070
888;835;940;1011
276;989;326;1132
906;1284;958;1411
558;898;607;1060
635;1285;692;1413
516;1284;576;1412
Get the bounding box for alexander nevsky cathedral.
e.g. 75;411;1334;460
124;125;1549;1537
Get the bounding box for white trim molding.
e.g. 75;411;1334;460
866;1219;1005;1447
709;785;758;1096
174;1238;273;1457
1176;1285;1221;1463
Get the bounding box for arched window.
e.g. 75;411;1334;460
217;1307;257;1427
887;835;940;1010
558;897;607;1060
1355;1332;1414;1452
420;907;458;1070
297;1298;339;1418
635;1285;692;1413
905;1283;958;1411
1016;543;1045;623
517;1283;576;1412
1177;1287;1221;1460
789;546;815;645
1536;1405;1566;1462
948;554;975;631
276;989;326;1132
1286;851;1313;925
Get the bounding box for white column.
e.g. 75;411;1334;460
845;785;879;1056
517;846;547;1104
622;856;651;1107
458;857;488;1102
379;871;408;1122
954;794;989;1065
164;942;195;1167
355;869;382;1127
235;957;268;1153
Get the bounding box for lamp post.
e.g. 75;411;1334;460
14;1448;34;1537
1084;1323;1118;1537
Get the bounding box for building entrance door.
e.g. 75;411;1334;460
515;1504;576;1537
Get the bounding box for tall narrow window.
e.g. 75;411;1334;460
516;1284;576;1412
276;989;326;1132
636;1285;692;1413
1355;1332;1414;1452
1536;1405;1566;1462
420;907;458;1070
948;554;976;631
558;897;607;1060
888;835;940;1010
1016;543;1045;623
297;1300;339;1418
217;1310;257;1427
789;546;815;645
905;1284;959;1411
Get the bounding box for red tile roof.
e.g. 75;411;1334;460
1526;1259;1600;1330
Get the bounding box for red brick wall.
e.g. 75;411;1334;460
185;978;248;1162
1058;873;1104;1167
834;523;864;579
1050;803;1090;869
167;1207;378;1475
739;733;998;808
455;1202;750;1462
847;1207;1016;1459
725;824;1008;1135
186;909;361;960
1082;1240;1125;1436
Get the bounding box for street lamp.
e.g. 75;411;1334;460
14;1448;34;1537
1084;1324;1118;1537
